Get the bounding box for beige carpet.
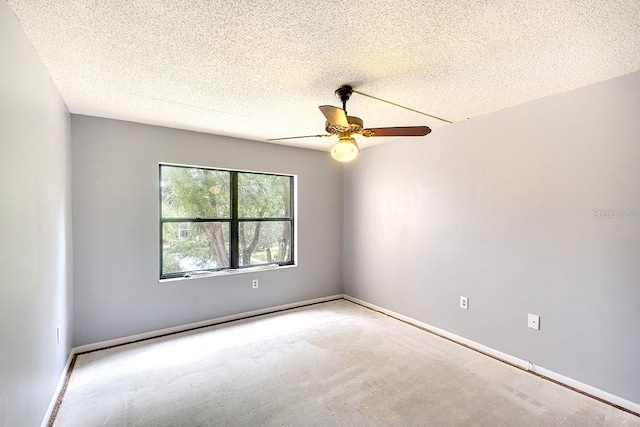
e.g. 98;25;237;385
53;300;639;426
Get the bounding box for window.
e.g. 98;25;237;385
159;164;294;279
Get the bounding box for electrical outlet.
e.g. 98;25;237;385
528;314;540;330
56;326;61;344
252;279;259;289
460;296;468;309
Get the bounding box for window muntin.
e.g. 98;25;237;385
160;164;294;279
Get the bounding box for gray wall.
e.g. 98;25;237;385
71;115;343;346
344;72;640;404
0;3;73;427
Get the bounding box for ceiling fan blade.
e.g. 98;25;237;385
267;134;328;141
362;126;431;137
319;105;349;128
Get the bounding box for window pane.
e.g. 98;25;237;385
238;173;290;218
239;221;292;266
162;222;230;275
161;166;230;219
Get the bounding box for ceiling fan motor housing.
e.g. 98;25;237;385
325;115;363;135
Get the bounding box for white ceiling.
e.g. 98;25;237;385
8;0;640;152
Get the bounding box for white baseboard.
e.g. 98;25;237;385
41;351;74;427
73;294;343;354
342;294;640;415
529;364;640;414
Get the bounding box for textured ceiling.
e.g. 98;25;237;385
7;0;640;152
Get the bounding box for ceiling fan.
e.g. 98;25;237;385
268;85;433;163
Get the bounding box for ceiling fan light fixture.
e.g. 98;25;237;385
330;137;360;163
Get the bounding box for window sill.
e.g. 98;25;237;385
159;264;297;283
